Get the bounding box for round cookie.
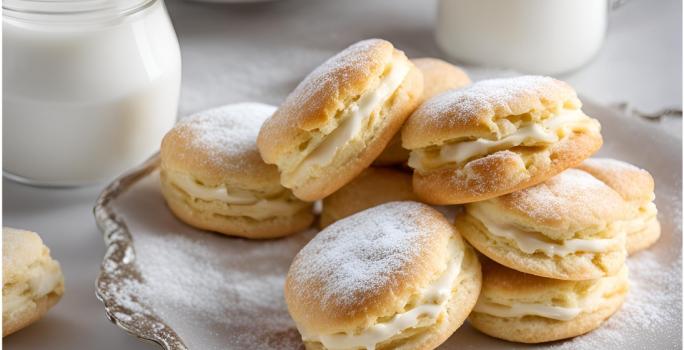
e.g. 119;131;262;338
412;57;471;102
258;39;424;201
160;103;314;239
456;168;631;280
320;167;419;228
576;158;660;255
469;258;628;343
3;227;64;337
374;57;471;166
285;202;481;350
403;75;603;204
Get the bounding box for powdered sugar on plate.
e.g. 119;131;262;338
104;171;313;350
97;101;681;350
136;231;312;350
546;249;682;350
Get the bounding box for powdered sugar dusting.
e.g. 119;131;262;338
134;232;309;349
547;249;682;349
288;39;386;110
578;158;655;202
263;39;389;136
101;156;680;349
104;227;312;349
175;102;276;170
288;201;432;309
103;172;315;350
417;75;570;125
444;75;568;114
504;168;627;224
462;150;529;194
583;158;643;173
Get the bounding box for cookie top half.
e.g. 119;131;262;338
577;158;655;203
468;168;632;241
285;201;463;334
403;76;581;149
161;103;281;193
257;39;410;168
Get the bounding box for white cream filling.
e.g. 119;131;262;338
623;202;658;235
285;61;410;185
4;262;62;317
469;206;623;257
172;172;259;204
170;173;304;220
28;265;62;298
304;240;464;350
408;109;600;171
473;269;626;321
475;300;582;321
4;293;30;317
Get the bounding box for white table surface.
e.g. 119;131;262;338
3;0;681;349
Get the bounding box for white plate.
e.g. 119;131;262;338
95;100;682;350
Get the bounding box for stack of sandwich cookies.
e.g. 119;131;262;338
320;167;418;228
577;158;660;255
456;168;631;280
3;227;64;336
285;202;481;350
454;165;648;343
160;103;314;239
402;76;602;204
374;57;471;166
469;258;628;343
258;39;423;201
149;36;662;346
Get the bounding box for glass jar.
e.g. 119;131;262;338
3;0;181;186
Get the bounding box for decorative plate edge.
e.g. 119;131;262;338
93;153;188;350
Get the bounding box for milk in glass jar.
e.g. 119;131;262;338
3;0;181;186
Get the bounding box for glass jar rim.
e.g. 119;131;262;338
3;0;158;25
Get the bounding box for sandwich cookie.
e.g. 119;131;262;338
160;103;314;239
3;227;64;337
374;57;471;166
403;76;602;204
285;202;481;350
456;168;631;280
258;39;423;201
577;158;660;254
469;258;628;343
319;167;419;228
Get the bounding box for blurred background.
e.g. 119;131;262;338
167;0;681;135
3;0;682;349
